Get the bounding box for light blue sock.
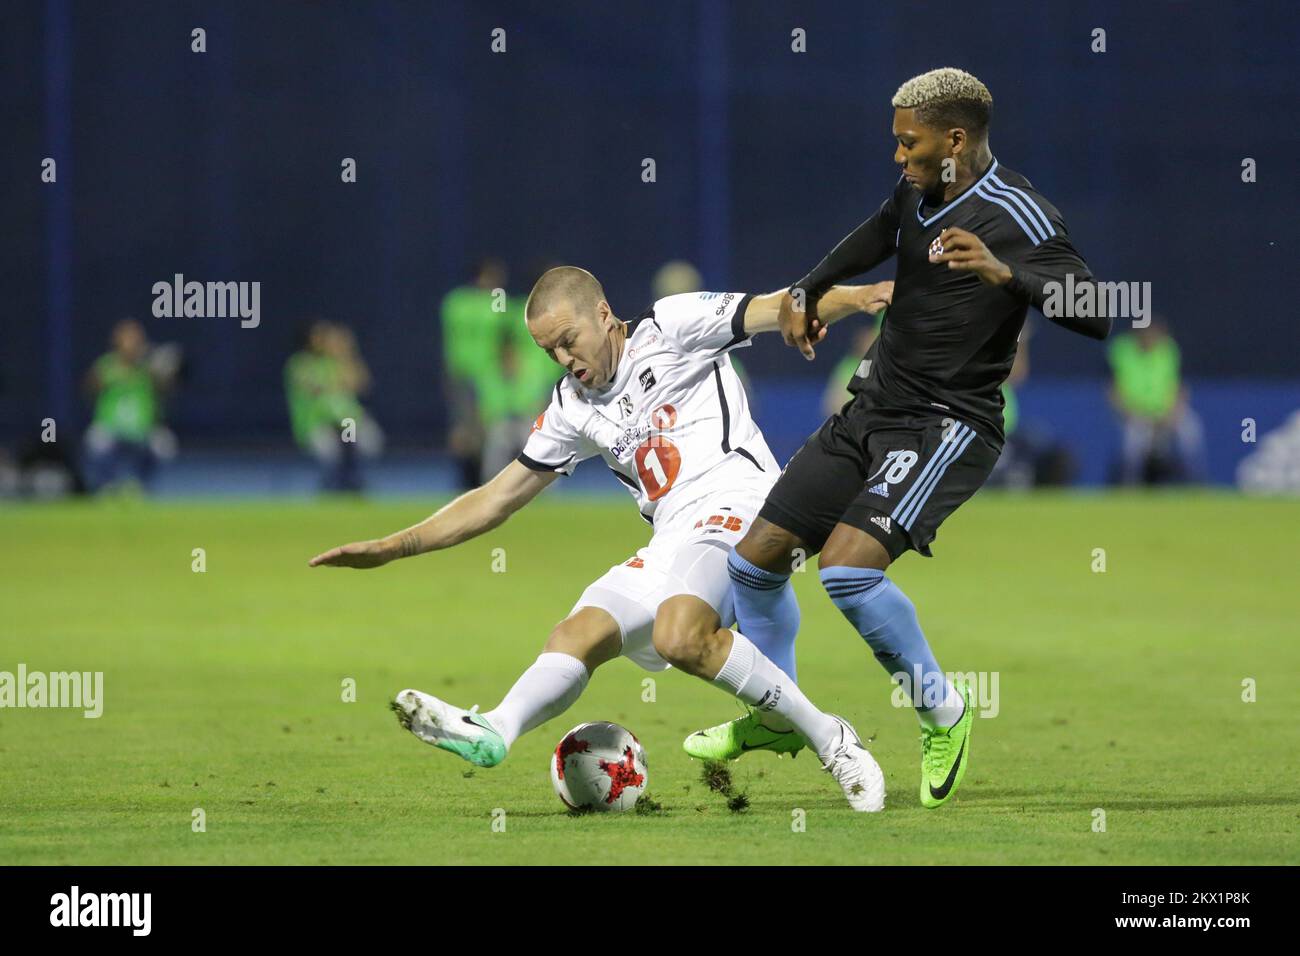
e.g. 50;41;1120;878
819;566;962;727
727;550;799;681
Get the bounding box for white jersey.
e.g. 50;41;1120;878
518;291;779;529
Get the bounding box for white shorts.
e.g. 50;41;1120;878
571;493;766;671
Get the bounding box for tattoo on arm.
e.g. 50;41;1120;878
399;531;421;558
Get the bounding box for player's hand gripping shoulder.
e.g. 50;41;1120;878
748;281;894;360
307;461;556;569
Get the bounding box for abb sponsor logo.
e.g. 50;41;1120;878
694;513;744;532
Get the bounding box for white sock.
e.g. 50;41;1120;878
482;652;589;748
919;683;966;730
712;631;840;755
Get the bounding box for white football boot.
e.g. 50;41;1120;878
391;688;507;768
819;715;886;812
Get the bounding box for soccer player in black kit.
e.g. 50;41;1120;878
684;68;1111;809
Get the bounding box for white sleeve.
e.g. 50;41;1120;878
655;292;754;355
516;381;595;476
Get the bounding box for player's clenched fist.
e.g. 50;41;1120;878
308;538;395;568
778;288;823;361
928;227;1013;286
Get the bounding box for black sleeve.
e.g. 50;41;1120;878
1003;235;1111;340
792;184;903;299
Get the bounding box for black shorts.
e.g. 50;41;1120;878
758;395;1001;559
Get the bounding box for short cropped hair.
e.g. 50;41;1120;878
525;266;606;323
892;68;992;139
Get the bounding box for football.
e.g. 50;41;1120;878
550;721;648;812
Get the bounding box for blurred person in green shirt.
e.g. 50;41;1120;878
478;335;560;478
82;319;182;492
441;258;555;485
1108;317;1204;484
441;258;505;487
285;320;383;492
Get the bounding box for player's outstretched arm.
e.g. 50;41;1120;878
307;461;557;569
743;283;893;356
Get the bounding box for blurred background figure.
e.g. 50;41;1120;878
651;259;704;301
440;258;508;488
478;336;554;478
440;258;556;485
82;319;182;493
285;320;384;493
1108;317;1206;485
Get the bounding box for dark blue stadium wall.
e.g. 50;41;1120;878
3;1;1298;475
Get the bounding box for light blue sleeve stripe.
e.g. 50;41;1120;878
989;174;1056;238
975;186;1041;246
980;181;1050;242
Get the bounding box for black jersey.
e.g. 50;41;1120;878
795;157;1108;441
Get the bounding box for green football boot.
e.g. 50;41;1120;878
391;688;507;768
919;681;975;808
683;709;807;761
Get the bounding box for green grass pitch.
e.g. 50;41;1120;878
1;491;1296;865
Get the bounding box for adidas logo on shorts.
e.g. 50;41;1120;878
867;481;889;498
870;515;892;534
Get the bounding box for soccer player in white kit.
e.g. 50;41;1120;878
309;267;893;810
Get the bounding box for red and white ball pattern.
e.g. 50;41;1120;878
550;721;648;812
